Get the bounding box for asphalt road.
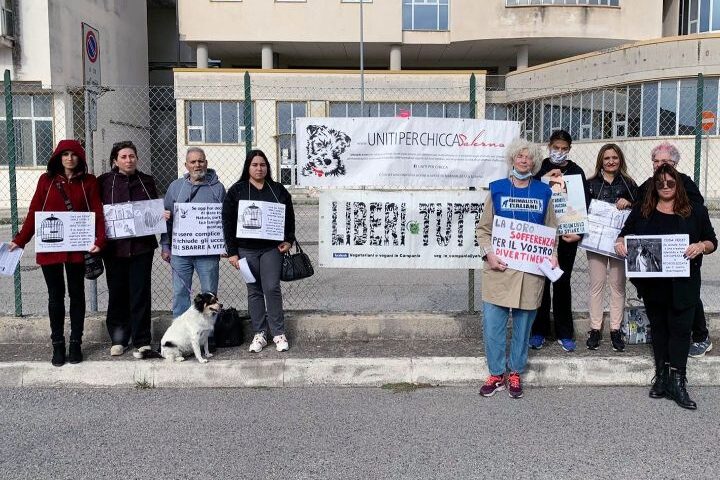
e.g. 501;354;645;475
1;386;718;479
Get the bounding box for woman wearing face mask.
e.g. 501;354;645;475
98;141;166;359
529;129;590;353
476;139;558;399
585;144;637;352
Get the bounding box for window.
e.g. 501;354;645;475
185;100;254;144
0;95;53;167
402;0;449;31
329;102;470;118
0;0;13;38
277;102;306;185
680;0;720;34
506;0;619;6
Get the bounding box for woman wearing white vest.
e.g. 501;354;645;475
476;139;558;399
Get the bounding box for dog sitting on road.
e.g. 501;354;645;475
160;292;222;364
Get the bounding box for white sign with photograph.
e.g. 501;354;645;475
625;234;689;278
580;199;631;260
295;117;520;188
103;199;166;239
490;216;557;276
34;212;95;253
541;173;588;235
319;189;488;269
235;200;286;241
171;203;225;256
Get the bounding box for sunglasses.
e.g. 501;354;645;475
655;179;677;190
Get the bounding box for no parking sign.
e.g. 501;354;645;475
82;23;100;87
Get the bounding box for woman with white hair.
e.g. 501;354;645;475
475;139;558;399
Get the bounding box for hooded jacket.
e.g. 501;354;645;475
13;140;106;266
160;168;227;251
97;167;160;258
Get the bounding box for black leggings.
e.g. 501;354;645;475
41;262;86;344
644;301;694;372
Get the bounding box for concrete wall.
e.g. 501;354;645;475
0;0;52;85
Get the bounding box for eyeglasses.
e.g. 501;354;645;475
655;179;677;190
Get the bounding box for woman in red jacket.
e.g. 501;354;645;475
8;140;106;366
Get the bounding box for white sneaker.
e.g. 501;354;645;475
110;345;128;356
132;345;152;359
248;332;267;353
273;334;289;352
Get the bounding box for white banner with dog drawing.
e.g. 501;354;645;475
319;189;488;269
295;117;520;188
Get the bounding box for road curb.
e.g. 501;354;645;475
2;355;719;389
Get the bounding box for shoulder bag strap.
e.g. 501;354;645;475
54;181;74;212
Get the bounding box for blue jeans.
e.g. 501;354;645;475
482;302;538;376
171;254;220;318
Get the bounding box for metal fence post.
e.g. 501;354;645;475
244;71;253;154
84;87;98;312
468;73;477;314
4;69;22;316
694;73;704;184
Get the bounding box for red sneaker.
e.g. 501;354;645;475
479;374;505;397
507;372;523;399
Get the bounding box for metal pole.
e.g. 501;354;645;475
244;71;253;154
84;88;98;312
468;73;477;313
359;0;365;115
4;69;22;316
694;73;703;185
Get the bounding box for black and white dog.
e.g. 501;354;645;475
160;292;222;364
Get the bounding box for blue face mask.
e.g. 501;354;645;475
549;150;568;165
511;168;533;180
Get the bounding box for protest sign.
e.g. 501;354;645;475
295;117;519;188
319;189;487;269
34;212;95;252
236;200;286;241
104;199;166;239
625;234;689;278
580;199;631;259
541;173;588;235
172;203;225;256
490;216;556;276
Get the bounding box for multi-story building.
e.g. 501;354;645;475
171;0;720;200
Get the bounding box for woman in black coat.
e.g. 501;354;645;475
615;164;716;410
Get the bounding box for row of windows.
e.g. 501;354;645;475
680;0;720;34
507;78;719;143
0;95;53;167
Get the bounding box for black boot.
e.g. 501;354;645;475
68;341;83;364
649;363;668;399
51;342;66;367
667;368;697;410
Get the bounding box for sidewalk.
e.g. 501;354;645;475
0;312;718;388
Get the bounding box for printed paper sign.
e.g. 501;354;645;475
541;173;588;235
295;117;520;188
103;199;166;239
580;199;631;260
319;190;487;269
490;216;557;276
236;200;286;241
0;243;23;276
34;212;95;252
171;203;225;256
625;234;689;278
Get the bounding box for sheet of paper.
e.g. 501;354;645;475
239;257;256;284
539;258;563;283
0;243;24;277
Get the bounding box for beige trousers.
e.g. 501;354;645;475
587;251;626;331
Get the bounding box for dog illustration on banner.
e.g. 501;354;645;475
302;125;351;178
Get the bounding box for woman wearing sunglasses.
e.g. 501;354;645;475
615;164;716;410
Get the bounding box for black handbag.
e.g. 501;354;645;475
54;181;104;280
281;240;314;282
213;307;246;347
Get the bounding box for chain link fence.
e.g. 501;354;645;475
2;71;720;316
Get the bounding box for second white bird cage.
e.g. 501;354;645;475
242;203;262;229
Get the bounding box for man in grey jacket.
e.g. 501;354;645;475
161;147;227;317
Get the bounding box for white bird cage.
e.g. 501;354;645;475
242;203;262;229
40;214;64;243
